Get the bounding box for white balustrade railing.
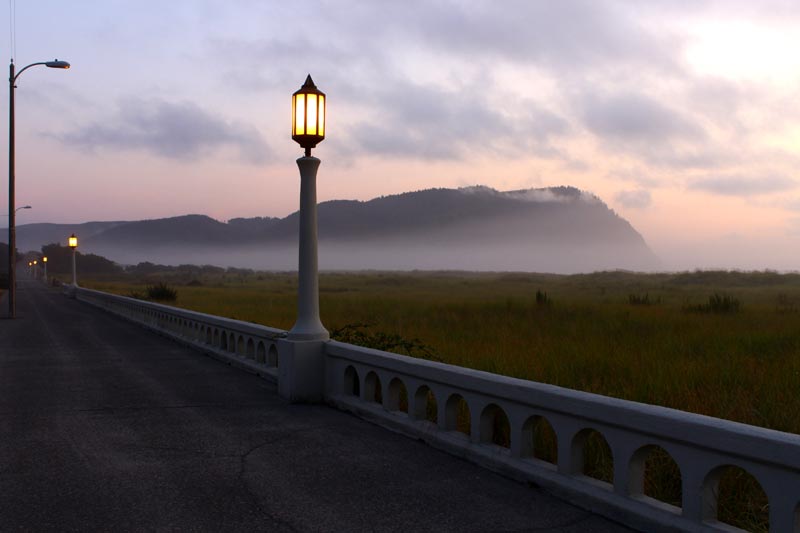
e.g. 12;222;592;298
325;341;800;533
76;287;284;380
74;287;800;532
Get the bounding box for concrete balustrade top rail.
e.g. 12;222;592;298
74;286;800;532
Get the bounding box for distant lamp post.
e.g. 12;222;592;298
42;256;47;283
68;233;78;286
287;74;328;341
7;59;70;318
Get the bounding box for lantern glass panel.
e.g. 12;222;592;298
319;95;325;136
294;94;305;135
69;236;78;248
307;94;318;135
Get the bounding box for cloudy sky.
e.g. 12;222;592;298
3;0;800;270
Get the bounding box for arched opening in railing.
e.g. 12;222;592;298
228;333;236;353
572;428;613;485
413;385;438;424
205;327;212;345
703;464;769;532
219;330;227;350
479;403;510;448
256;342;266;363
343;366;360;397
520;415;557;465
628;445;681;509
364;371;382;404
246;338;255;359
445;394;471;436
236;335;245;356
387;378;408;413
268;344;278;367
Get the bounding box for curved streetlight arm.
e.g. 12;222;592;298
12;60;70;84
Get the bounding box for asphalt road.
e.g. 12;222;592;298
0;281;633;532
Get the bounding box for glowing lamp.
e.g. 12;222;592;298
45;60;70;69
33;260;37;265
68;234;78;249
42;256;47;263
292;75;326;156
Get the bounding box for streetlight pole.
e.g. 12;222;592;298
42;256;47;283
7;59;69;318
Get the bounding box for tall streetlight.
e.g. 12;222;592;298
42;255;47;283
288;75;328;341
7;59;70;318
68;234;78;286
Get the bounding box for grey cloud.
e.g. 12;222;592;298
342;80;571;160
405;0;680;73
581;92;704;143
58;98;270;164
615;189;652;209
688;174;796;196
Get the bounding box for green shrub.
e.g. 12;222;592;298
535;290;551;306
329;323;438;360
684;293;740;313
146;282;178;302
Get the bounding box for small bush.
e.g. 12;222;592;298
535;290;551;306
146;282;178;302
330;323;438;360
684;293;740;314
628;293;661;305
126;290;146;300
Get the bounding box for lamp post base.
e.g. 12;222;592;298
277;338;326;403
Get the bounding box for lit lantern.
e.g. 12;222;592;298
33;260;37;265
292;75;326;156
68;234;78;249
42;256;47;263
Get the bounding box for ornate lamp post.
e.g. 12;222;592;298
7;59;70;318
277;75;330;403
288;75;328;341
32;259;37;280
68;234;78;286
42;255;47;283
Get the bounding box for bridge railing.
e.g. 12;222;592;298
75;287;285;381
325;341;800;532
75;286;800;532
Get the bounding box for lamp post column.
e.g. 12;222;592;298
43;260;47;283
7;62;15;318
71;248;77;286
288;156;328;341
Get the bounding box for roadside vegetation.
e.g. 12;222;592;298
75;267;798;531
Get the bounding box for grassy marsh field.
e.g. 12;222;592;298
78;269;800;531
81;270;800;435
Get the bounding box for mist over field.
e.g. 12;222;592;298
79;240;658;274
